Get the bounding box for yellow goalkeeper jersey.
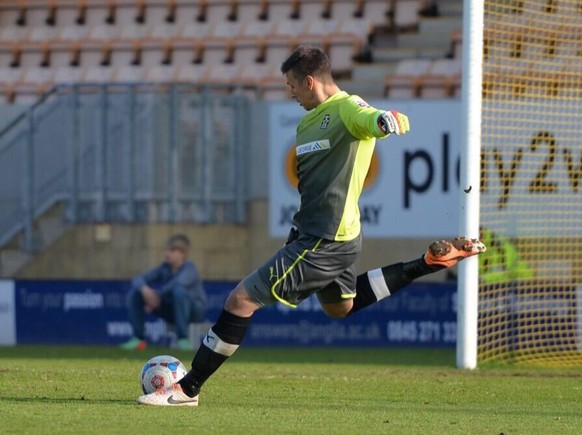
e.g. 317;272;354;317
292;91;389;241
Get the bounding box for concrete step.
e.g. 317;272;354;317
351;64;397;81
37;214;67;247
0;249;33;277
419;15;462;36
0;202;69;277
438;0;463;17
371;45;419;62
337;79;386;100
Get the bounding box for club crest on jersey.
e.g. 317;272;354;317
320;114;331;129
296;139;331;156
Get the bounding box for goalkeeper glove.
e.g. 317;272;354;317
378;110;410;135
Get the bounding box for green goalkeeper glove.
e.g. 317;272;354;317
378;110;410;135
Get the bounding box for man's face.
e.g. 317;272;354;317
285;71;315;110
164;247;186;267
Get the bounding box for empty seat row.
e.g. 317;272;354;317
0;37;361;72
0;16;371;45
384;58;462;98
0;0;393;29
0;62;291;104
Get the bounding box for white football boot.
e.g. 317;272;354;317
137;383;199;406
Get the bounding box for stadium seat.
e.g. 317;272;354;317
143;64;178;83
177;21;213;41
361;0;391;27
0;25;29;44
84;3;113;27
150;22;182;43
240;19;273;38
173;2;198;27
233;40;263;65
210;20;245;41
298;1;327;19
175;63;207;83
53;3;80;27
335;16;375;43
114;65;146;83
419;58;462;99
28;25;59;43
0;67;23;85
393;0;419;31
237;0;268;23
204;1;236;25
331;0;360;19
117;22;151;42
384;58;431;98
59;24;91;43
82;65;115;83
237;61;279;86
270;18;309;41
0;4;22;27
266;1;295;22
202;63;240;85
19;68;54;94
87;23;119;43
18;46;47;69
53;66;84;84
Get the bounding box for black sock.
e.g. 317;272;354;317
348;256;443;315
178;309;251;397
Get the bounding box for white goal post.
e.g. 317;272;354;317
457;0;485;370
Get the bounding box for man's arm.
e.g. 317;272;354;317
340;96;410;139
131;265;164;290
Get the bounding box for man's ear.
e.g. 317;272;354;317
305;75;315;89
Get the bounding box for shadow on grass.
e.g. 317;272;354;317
0;345;456;367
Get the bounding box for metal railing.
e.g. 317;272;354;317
0;83;250;251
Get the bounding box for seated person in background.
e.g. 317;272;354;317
120;234;206;351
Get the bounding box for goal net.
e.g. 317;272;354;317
478;0;582;366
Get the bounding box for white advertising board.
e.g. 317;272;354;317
0;280;16;345
269;99;582;238
269;100;463;238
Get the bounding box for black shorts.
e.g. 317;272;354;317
244;230;362;307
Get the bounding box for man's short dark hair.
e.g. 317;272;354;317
166;234;190;252
280;46;333;83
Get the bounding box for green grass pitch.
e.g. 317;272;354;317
1;346;581;434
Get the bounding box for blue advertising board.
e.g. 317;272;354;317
14;279;457;347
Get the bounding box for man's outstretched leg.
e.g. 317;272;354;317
348;237;485;316
136;282;260;406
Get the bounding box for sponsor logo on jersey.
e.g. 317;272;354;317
353;97;369;107
296;139;331;156
320;114;331;129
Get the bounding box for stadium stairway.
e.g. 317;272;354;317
346;0;463;98
0;203;68;277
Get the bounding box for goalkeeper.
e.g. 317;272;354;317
138;46;486;406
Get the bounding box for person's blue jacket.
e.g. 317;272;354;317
131;260;206;302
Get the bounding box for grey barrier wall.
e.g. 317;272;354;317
0;84;252;251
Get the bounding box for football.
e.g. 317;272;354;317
140;355;188;394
